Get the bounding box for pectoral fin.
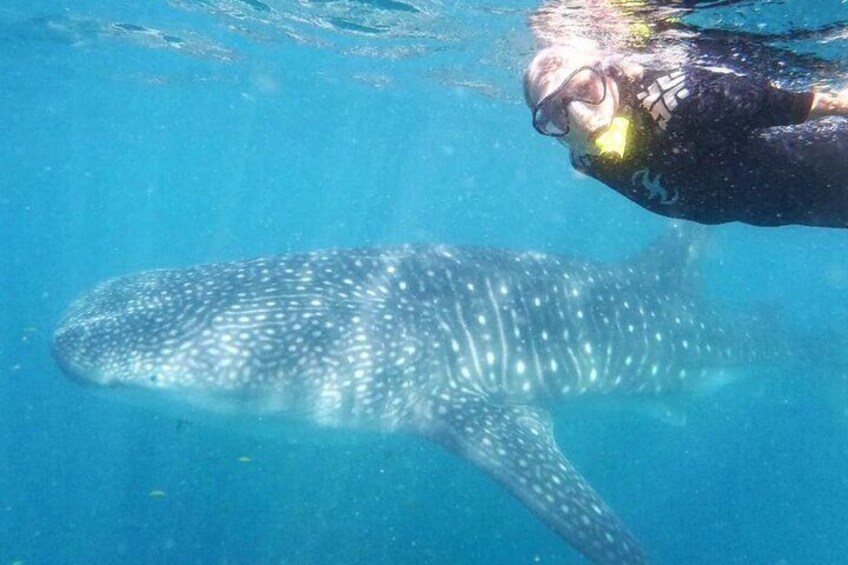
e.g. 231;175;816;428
416;391;645;564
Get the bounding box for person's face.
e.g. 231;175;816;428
533;66;619;149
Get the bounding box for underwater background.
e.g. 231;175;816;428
1;0;848;563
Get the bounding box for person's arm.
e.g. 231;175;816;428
809;88;848;119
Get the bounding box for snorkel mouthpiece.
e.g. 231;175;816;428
594;116;630;158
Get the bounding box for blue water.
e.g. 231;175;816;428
2;1;848;563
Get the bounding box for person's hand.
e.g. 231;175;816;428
810;86;848;118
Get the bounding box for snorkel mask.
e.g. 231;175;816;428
531;63;608;137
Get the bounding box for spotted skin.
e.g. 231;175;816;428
53;235;754;564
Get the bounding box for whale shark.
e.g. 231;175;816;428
52;230;769;564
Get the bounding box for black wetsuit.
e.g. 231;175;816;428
572;65;848;227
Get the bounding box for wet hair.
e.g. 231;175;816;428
523;42;603;108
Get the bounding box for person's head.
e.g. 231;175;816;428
524;44;620;152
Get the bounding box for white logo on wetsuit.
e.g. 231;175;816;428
637;71;690;130
632;168;678;205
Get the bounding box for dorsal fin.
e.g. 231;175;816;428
626;222;709;289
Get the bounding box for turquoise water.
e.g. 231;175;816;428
2;1;848;563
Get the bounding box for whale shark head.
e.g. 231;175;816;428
52;258;341;396
53;274;171;387
53;271;217;390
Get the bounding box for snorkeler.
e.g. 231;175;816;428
524;42;848;228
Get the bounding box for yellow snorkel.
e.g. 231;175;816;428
594;116;631;158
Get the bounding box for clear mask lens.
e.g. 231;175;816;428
562;68;605;105
533;102;569;136
532;65;607;137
